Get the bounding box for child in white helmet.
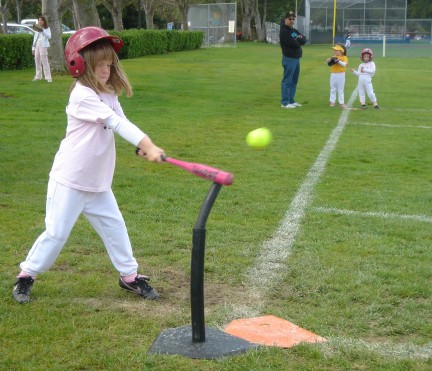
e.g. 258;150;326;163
13;27;165;303
350;48;380;110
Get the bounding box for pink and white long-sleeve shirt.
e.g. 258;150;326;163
50;82;146;192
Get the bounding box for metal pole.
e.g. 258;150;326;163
332;0;337;45
384;0;387;37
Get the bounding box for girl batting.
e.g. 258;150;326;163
13;27;165;303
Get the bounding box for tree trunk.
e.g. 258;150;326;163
72;0;101;28
15;0;23;23
0;0;12;34
176;0;189;31
142;0;156;29
240;0;254;40
58;0;76;27
253;0;263;41
42;0;66;73
109;0;124;32
262;0;267;42
100;0;125;31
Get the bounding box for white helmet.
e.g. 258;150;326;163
361;48;373;61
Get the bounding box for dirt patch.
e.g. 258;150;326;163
71;267;255;324
158;267;254;309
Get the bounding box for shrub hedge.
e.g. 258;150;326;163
0;29;203;71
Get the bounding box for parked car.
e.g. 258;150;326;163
21;19;75;34
1;22;35;35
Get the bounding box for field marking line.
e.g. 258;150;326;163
321;337;432;360
228;90;358;319
313;206;432;224
391;108;432;113
350;122;432;130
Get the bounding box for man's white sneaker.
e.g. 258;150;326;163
281;104;296;109
291;102;302;107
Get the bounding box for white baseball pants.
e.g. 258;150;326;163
357;75;377;105
20;179;138;276
330;72;346;104
34;45;52;80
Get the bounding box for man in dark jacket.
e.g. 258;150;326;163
280;11;307;108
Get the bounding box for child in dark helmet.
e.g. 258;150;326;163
13;27;165;303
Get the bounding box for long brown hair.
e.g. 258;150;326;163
72;39;132;97
39;16;48;29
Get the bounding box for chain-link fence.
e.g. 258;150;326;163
265;22;280;44
188;3;237;47
304;0;431;57
265;16;307;45
308;0;407;42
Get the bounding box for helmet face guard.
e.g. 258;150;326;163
361;48;373;61
64;26;124;77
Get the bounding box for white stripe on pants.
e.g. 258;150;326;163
34;45;51;80
20;179;138;276
329;72;345;104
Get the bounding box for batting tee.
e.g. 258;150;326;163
188;3;237;47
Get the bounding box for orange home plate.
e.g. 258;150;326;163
225;315;326;348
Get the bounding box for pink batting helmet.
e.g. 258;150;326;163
361;48;373;61
64;26;124;77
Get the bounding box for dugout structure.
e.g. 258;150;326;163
188;3;237;47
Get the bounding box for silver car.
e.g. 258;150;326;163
1;22;35;35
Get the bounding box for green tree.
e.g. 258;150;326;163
408;0;432;19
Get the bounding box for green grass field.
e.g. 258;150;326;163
1;43;431;369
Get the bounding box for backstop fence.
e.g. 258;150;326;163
188;3;237;47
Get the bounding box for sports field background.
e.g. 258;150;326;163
0;43;431;369
350;40;432;58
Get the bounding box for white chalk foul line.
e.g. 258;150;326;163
230;90;358;318
350;122;432;130
313;206;432;224
321;337;432;360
